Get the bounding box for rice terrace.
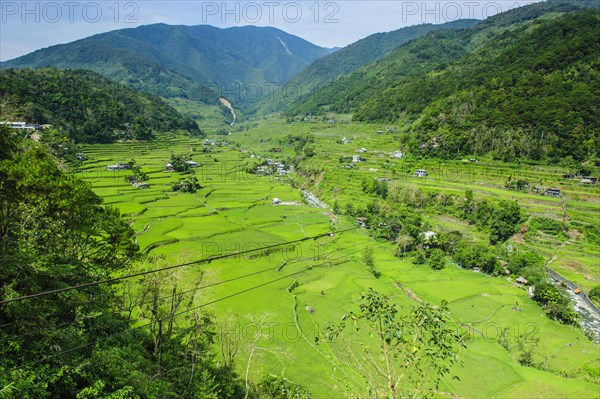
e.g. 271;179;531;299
0;0;599;398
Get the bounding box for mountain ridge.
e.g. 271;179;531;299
250;19;480;115
1;24;334;110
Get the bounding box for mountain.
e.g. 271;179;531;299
284;1;598;161
1;24;334;109
356;10;599;161
0;68;201;143
286;1;588;117
251;19;479;115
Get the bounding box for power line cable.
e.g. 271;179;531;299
0;243;360;344
1;243;372;376
0;227;358;306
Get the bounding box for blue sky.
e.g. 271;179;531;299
0;1;539;61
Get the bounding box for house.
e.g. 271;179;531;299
356;148;367;153
132;182;150;189
275;163;288;175
414;169;428;177
418;143;427;149
305;306;315;314
376;130;384;135
516;276;529;285
356;217;367;227
270;147;282;153
581;176;598;184
185;160;199;168
544;188;561;197
272;198;281;205
165;163;174;171
390;150;404;159
0;121;38;130
352;155;365;163
75;153;85;161
107;162;130;171
422;231;436;242
341;137;352;144
469;158;478;163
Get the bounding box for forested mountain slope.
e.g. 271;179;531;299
252;19;479;114
1;25;333;109
0;68;201;143
285;1;599;161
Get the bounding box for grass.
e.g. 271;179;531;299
75;117;600;398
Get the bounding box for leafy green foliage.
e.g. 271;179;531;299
427;248;447;270
362;246;380;278
125;159;148;183
489;201;523;244
0;68;201;143
323;289;465;398
256;375;311;399
2;25;332;110
395;11;600;162
453;242;499;273
588;286;600;306
172;175;202;193
507;252;547;284
254;20;479;114
288;4;599;162
0;130;278;398
534;283;580;325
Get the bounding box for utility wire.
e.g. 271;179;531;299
0;243;358;344
1;244;370;376
0;227;357;305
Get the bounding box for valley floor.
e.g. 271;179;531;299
76;118;600;398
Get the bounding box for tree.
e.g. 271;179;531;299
534;283;580;325
323;289;465;398
332;200;340;214
170;153;191;173
428;248;446;270
489;201;523;244
126;159;148;182
135;258;202;362
362;246;380;278
452;242;498;273
588;286;600;306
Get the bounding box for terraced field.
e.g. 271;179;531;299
75;119;599;398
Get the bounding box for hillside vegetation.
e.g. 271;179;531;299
252;19;479;114
355;11;600;161
285;2;599;161
0;68;201;143
1;25;333;109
